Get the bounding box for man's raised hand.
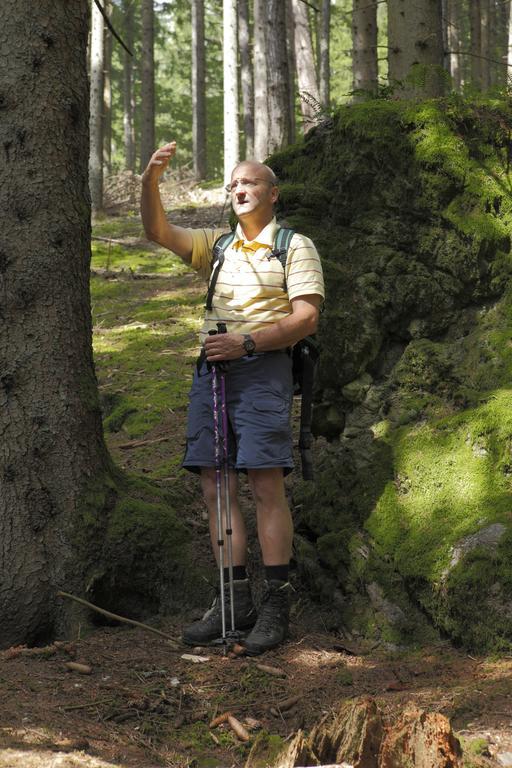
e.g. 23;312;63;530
142;141;177;183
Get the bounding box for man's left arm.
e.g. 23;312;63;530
204;295;321;361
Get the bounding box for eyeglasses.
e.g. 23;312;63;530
225;177;276;193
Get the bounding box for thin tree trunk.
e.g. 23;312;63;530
192;0;207;180
103;0;112;175
286;0;297;145
253;0;269;161
470;0;483;88
352;0;378;100
238;0;254;159
123;0;136;173
223;0;239;184
481;0;491;89
0;0;110;647
388;0;445;98
319;0;331;108
291;0;320;133
446;0;462;90
140;0;155;172
267;0;290;154
508;0;512;84
493;0;508;87
89;0;104;213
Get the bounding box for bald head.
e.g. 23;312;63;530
231;161;278;187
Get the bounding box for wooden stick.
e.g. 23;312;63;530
56;591;181;649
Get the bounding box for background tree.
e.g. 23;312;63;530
223;0;239;184
0;0;110;647
238;0;255;159
351;0;378;99
470;0;483;88
291;0;320;133
319;0;331;108
103;0;113;175
446;0;462;90
140;0;155;171
90;0;105;213
253;0;269;162
388;0;445;98
267;0;291;153
192;0;207;180
123;0;136;173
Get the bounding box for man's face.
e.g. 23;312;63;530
229;163;278;220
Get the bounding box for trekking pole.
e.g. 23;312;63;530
216;323;236;635
208;329;227;644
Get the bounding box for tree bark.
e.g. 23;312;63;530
123;0;136;173
103;0;112;175
192;0;207;180
253;0;269;162
223;0;239;185
319;0;331;108
89;0;104;213
238;0;255;160
352;0;378;100
388;0;445;98
291;0;320;133
140;0;155;172
267;0;291;154
470;0;483;89
0;0;111;648
493;0;509;87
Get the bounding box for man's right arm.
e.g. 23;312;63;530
140;141;194;263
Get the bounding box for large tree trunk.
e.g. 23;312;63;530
352;0;378;100
0;0;110;648
192;0;207;180
253;0;269;162
140;0;155;172
267;0;291;153
238;0;254;160
103;0;112;175
470;0;483;89
319;0;331;108
223;0;239;184
388;0;445;98
291;0;320;133
89;0;104;213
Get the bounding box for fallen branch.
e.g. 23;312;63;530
118;435;172;450
56;591;181;649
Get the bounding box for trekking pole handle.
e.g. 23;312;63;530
217;322;227;334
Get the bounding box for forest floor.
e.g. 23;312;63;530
2;190;512;768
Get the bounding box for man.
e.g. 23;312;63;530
141;141;324;654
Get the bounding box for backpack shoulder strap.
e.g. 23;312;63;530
269;227;295;289
205;231;237;311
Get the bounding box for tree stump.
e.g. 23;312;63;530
379;706;462;768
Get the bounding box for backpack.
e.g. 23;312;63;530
206;227;319;481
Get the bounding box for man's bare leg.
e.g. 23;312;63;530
242;467;293;655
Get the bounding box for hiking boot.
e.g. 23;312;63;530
182;578;256;646
242;580;291;656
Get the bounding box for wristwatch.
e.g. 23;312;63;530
243;334;256;357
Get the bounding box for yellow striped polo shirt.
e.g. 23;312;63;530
188;217;324;344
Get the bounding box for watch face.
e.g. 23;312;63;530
244;336;256;353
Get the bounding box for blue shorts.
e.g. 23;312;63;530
182;351;294;476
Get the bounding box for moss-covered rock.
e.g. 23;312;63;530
273;96;512;651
